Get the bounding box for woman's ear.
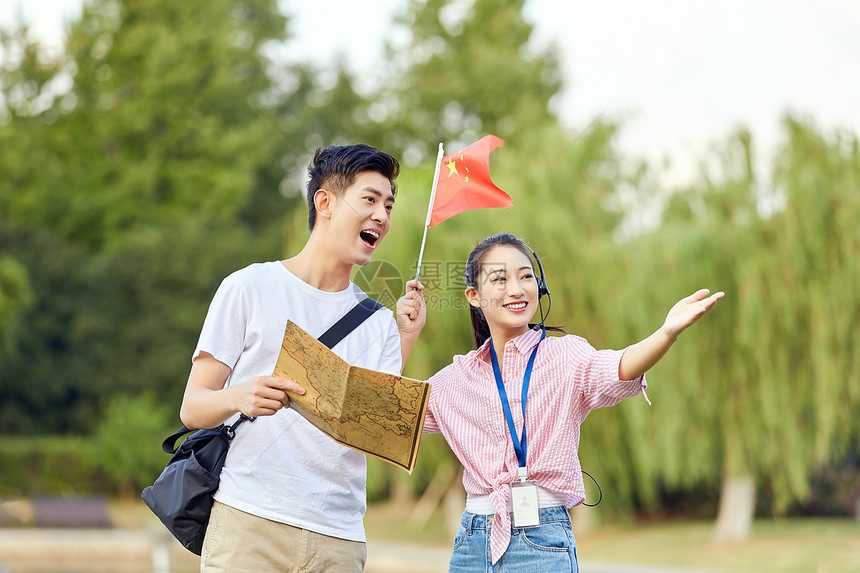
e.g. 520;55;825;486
465;286;480;309
314;189;336;221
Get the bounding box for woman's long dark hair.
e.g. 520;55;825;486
464;233;565;349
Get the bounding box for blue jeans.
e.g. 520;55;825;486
448;506;578;573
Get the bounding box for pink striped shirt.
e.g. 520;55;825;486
423;327;647;563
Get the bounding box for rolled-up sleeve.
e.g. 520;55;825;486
563;336;647;417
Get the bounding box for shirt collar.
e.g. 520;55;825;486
475;326;545;362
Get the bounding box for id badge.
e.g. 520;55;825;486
511;481;540;528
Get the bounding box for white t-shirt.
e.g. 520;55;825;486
193;261;402;542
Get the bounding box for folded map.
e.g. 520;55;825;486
272;320;431;472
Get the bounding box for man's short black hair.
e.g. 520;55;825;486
306;144;400;231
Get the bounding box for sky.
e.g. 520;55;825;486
3;0;860;187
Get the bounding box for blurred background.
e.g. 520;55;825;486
1;1;858;572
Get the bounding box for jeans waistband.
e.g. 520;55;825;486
460;506;570;533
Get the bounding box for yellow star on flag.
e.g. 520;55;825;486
445;158;459;177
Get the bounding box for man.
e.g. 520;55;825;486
180;144;424;572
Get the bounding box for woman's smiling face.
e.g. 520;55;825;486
465;244;539;341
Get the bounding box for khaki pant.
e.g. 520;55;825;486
200;501;367;573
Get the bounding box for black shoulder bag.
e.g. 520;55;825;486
142;297;384;555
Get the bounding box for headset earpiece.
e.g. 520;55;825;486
537;276;548;298
531;250;549;298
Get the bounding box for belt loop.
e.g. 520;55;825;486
466;512;475;535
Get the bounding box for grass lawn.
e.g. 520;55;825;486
578;518;860;572
365;502;860;572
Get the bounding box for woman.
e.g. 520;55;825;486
421;233;723;572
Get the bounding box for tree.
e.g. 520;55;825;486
50;0;290;245
0;0;297;433
382;0;562;162
571;118;860;537
0;255;33;352
87;392;173;496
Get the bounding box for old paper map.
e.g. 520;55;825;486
273;320;430;472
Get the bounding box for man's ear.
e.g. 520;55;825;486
465;286;480;309
314;189;337;221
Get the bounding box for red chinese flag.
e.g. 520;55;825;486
428;135;511;226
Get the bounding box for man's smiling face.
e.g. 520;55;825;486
327;170;395;267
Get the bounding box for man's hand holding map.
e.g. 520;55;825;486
273;320;430;472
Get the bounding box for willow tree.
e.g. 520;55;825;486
567;118;860;538
746;117;860;507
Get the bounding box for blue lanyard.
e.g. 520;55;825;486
488;329;546;470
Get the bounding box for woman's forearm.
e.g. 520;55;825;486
618;327;676;381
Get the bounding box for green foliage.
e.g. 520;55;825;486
0;436;109;496
0;220;282;434
86;392;173;495
0;0;305;434
384;0;561;160
0;226;101;433
0;255;34;352
5;0;289;247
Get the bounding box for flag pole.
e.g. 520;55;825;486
414;142;445;283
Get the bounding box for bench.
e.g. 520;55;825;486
32;495;112;528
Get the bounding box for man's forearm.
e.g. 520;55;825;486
180;386;239;430
180;356;237;429
399;333;419;373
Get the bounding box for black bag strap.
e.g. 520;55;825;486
161;414;253;454
316;297;385;349
163;296;384;453
161;426;195;454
